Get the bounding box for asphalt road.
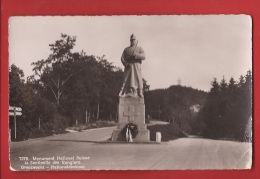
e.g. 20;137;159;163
10;126;252;170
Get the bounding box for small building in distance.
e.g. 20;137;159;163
189;104;201;113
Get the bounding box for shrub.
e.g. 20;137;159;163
52;112;69;134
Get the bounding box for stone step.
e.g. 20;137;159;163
117;123;147;130
112;129;150;142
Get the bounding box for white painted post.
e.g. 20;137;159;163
156;132;162;143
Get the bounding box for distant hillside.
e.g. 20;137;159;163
145;85;208;134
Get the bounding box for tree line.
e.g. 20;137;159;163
145;85;208;134
9;34;131;140
9;34;252;142
198;71;252;141
145;71;252;142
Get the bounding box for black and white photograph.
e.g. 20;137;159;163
9;15;252;170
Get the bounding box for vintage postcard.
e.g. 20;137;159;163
8;15;252;170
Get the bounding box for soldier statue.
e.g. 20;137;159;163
119;34;145;98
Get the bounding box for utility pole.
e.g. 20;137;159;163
178;78;182;86
97;104;100;120
86;110;88;123
14;107;16;139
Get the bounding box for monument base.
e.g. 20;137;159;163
112;97;150;142
112;129;150;142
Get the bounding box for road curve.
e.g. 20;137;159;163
10;126;252;170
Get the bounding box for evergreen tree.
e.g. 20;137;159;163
202;78;221;138
200;71;252;141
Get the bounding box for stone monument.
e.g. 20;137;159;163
112;34;150;142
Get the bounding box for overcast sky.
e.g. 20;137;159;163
9;15;252;91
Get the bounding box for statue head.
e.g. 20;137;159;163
130;34;137;46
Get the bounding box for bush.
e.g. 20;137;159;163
29;128;49;138
52;112;69;134
147;124;187;141
11;123;29;141
68;120;116;131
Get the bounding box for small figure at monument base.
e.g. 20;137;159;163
126;125;133;142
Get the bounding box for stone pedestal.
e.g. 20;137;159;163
112;97;150;142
